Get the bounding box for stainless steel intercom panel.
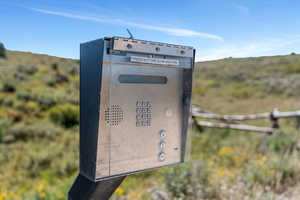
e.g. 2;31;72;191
80;37;195;181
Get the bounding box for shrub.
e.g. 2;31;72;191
4;122;62;143
67;65;79;75
55;73;69;84
45;73;69;87
45;77;57;87
204;80;221;88
17;101;40;114
0;119;11;143
51;63;59;71
295;118;300;129
2;96;16;107
2;79;16;92
17;89;78;110
242;155;300;191
193;87;206;96
162;162;219;199
6;109;23;122
17;64;38;75
192;128;232;156
257;132;297;154
17;90;62;109
16;90;32;101
283;62;300;74
0;42;6;58
49;104;79;128
14;73;27;81
228;85;259;99
34;93;57;109
193;80;220;96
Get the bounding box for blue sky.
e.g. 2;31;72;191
1;0;300;61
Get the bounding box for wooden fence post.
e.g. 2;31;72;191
270;109;280;131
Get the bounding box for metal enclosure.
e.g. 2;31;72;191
80;37;195;181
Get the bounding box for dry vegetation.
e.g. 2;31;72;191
0;50;300;199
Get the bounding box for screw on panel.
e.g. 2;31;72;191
127;44;132;49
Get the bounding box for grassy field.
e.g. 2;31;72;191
0;50;299;199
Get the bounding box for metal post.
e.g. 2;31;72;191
68;174;126;200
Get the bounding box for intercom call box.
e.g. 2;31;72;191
80;37;195;181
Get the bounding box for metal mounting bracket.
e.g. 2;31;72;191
68;174;126;200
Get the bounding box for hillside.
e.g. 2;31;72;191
0;50;79;199
0;50;300;199
194;54;300;113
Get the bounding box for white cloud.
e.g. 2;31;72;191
234;4;250;15
197;36;300;61
30;8;223;41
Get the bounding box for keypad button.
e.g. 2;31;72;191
158;152;166;161
160;130;167;138
160;141;166;150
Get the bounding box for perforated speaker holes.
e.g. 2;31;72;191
104;105;124;126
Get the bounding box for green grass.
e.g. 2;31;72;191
0;50;300;199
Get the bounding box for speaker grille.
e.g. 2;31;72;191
104;105;124;126
136;100;152;127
